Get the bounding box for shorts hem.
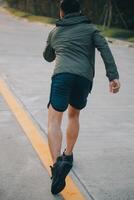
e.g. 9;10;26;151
47;101;68;112
69;103;86;110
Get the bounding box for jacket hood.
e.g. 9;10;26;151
56;12;91;27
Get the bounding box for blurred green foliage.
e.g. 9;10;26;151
5;0;134;30
6;7;134;42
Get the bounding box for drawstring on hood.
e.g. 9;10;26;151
56;12;91;26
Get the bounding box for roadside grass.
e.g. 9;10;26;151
5;7;56;24
98;26;134;42
4;7;134;42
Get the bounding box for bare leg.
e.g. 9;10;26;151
65;105;80;155
48;105;63;164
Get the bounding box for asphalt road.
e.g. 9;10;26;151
0;8;134;200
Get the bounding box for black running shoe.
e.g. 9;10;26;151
50;156;73;195
62;151;73;164
50;156;62;180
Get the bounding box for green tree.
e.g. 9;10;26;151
5;0;134;29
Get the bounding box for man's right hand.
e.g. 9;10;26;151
109;79;121;94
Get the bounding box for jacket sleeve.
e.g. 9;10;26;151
93;29;119;81
43;31;56;62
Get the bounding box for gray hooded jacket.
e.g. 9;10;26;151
43;12;119;81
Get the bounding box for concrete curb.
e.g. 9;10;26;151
106;37;134;48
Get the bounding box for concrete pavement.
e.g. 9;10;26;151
0;8;134;200
0;96;62;200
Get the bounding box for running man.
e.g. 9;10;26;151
43;0;120;195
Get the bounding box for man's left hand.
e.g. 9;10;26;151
109;79;121;94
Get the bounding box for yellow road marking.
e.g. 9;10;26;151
0;79;86;200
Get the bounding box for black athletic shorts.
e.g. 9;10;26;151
47;73;93;112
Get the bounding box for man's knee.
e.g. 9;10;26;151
68;106;80;119
48;105;63;121
48;105;63;132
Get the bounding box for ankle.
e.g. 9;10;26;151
63;149;73;164
64;149;73;156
